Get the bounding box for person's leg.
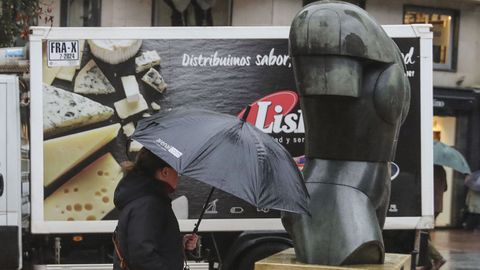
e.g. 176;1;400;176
428;240;446;270
428;240;443;261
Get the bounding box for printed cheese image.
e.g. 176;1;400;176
88;39;142;65
44;123;121;187
75;59;116;95
56;40;86;81
43;84;114;135
43;54;60;85
114;93;148;119
44;153;123;221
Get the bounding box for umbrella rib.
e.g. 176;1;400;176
248;125;269;207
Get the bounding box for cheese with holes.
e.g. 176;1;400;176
43;84;114;135
142;68;167;93
121;75;140;102
56;40;86;81
114;93;148;119
88;39;142;65
44;153;123;221
135;50;161;73
122;122;135;137
44;124;120;187
75;59;115;95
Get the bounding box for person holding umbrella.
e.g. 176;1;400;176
116;107;309;268
464;170;480;230
112;147;198;270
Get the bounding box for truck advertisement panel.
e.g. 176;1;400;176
30;26;433;233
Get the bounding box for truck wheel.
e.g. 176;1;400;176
231;242;291;270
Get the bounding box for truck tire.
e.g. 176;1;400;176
230;241;290;270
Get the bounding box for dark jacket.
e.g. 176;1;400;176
113;172;184;270
434;165;447;216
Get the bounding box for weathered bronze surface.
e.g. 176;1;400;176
282;1;411;266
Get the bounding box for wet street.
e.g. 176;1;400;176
431;229;480;270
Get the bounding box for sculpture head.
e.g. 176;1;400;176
289;0;410;161
290;0;407;101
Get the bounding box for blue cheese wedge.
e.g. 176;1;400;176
43;84;114;135
74;59;115;95
135;50;161;73
142;68;167;93
121;75;140;103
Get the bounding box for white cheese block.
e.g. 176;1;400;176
129;140;143;152
43;84;114;135
121;75;140;102
114;93;148;119
151;102;161;111
135;50;161;73
122;122;135;137
88;39;142;65
44;153;123;221
142;68;167;93
75;59;115;95
44;124;120;187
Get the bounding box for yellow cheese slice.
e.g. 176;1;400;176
43;53;60;85
44;123;120;187
44;153;123;221
56;66;76;81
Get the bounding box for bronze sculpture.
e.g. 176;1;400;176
282;1;411;265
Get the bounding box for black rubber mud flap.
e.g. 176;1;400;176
0;226;20;269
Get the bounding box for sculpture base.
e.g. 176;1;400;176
255;249;410;270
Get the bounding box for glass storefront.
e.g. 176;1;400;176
404;5;458;71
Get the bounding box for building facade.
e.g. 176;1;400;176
39;0;480;227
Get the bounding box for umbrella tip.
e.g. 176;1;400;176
241;105;252;122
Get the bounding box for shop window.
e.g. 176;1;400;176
404;5;459;71
60;0;101;27
152;0;231;26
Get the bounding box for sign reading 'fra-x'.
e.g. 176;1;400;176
47;40;80;67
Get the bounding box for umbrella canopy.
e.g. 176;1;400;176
433;140;471;174
465;170;480;192
132;108;310;215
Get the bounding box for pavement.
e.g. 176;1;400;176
430;229;480;270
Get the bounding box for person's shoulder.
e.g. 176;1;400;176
130;194;170;211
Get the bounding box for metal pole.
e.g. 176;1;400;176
54;237;61;264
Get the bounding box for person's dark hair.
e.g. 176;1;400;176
121;147;170;178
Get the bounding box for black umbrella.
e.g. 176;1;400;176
132;107;309;232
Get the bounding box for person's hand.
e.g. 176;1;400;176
183;234;199;251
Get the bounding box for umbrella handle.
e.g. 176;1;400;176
193;187;215;234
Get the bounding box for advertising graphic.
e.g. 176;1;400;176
41;36;422;222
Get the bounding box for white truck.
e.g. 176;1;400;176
0;24;433;269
